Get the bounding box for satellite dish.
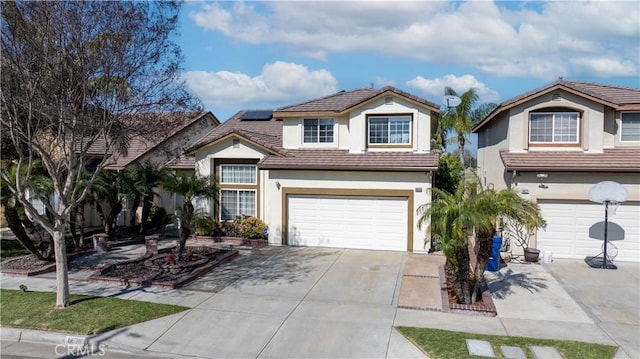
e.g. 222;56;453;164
442;95;461;108
588;181;628;204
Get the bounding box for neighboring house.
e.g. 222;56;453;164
472;80;640;262
188;87;440;252
84;111;220;226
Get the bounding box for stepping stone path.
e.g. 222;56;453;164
466;339;562;358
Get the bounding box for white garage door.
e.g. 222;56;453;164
287;195;408;251
537;201;640;262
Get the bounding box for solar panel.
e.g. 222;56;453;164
240;110;272;120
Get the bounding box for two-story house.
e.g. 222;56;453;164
188;87;440;252
472;80;640;262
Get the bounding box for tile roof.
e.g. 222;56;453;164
187;110;284;154
165;154;194;169
274;86;440;115
259;150;439;171
473;80;640;133
500;148;640;172
105;111;215;170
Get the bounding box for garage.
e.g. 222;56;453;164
286;195;409;251
537;200;640;262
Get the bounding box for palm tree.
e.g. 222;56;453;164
418;186;473;303
441;87;497;169
419;181;546;304
162;172;218;258
0;160;53;260
89;171;127;240
124;161;172;232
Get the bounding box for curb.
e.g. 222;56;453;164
0;327;184;358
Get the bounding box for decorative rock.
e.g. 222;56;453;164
530;346;563;359
466;339;495;358
501;345;527;359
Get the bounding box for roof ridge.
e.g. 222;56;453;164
277;88;375;110
564;80;640;91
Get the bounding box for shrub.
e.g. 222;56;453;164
195;216;218;236
239;216;267;239
220;221;241;237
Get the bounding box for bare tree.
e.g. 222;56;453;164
0;1;199;307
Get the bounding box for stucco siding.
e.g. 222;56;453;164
263;170;433;252
281;116;349;150
506;90;606;153
347;95;432;154
477;112;510;190
194;138;269;214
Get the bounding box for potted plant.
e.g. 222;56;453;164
503;217;546;263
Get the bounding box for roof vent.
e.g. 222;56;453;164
551;92;562;101
385;96;394;105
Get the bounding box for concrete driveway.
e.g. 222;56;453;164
103;247;424;359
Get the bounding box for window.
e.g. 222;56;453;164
529;112;579;143
303;118;334;143
368;116;411;145
220;165;256;184
220;189;255;221
621;113;640;142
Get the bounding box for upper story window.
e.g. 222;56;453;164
621;112;640;142
368;115;411;145
529;112;579;144
303;118;334;143
220;165;256;184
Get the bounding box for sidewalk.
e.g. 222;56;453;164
1;247;638;358
395;254;639;359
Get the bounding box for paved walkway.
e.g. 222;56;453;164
1;245;638;358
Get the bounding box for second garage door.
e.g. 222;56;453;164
537;200;640;262
287;195;408;251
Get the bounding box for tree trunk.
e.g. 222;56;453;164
53;220;70;308
130;196;140;228
3;205;50;261
471;231;493;303
140;195;153;232
455;245;471;304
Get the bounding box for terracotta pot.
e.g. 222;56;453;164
524;248;540;263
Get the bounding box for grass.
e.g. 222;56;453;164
0;238;30;261
0;289;188;335
396;326;618;359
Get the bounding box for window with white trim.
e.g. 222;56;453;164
621;112;640;142
368;115;411;145
529;112;579;144
220;189;256;221
220;165;256;184
303;118;334;143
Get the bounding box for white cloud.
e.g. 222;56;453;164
407;75;501;104
189;1;639;80
569;58;638;77
183;61;338;109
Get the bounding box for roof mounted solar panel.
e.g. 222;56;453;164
240;110;272;121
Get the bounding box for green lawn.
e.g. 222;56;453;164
397;326;618;359
0;289;188;335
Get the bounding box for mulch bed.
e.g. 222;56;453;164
438;243;498;317
91;246;239;289
0;255;56;276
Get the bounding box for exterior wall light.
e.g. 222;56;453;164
537;173;548;189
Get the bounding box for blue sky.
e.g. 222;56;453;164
177;1;640;136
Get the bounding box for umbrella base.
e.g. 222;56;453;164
585;256;617;270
